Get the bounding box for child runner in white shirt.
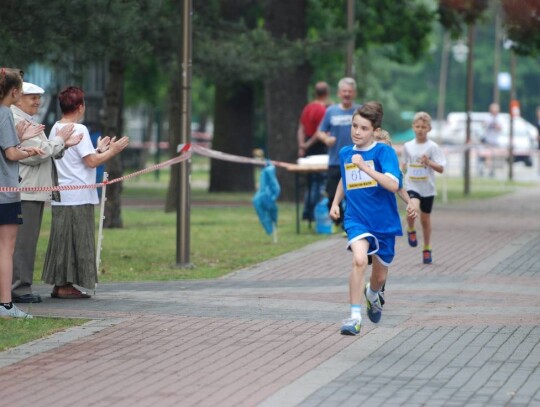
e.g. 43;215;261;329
401;112;446;264
374;128;418;305
330;102;403;336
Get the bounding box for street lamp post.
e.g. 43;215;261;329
508;49;517;181
436;32;450;144
345;0;355;77
176;0;193;267
464;23;475;196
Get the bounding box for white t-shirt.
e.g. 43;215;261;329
483;114;503;146
51;122;99;206
402;139;446;197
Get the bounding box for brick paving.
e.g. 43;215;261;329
1;185;539;406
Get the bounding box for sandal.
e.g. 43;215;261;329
51;285;91;299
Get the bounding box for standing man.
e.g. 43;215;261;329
297;81;330;221
11;82;80;303
481;102;503;177
317;77;360;228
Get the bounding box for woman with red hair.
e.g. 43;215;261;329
42;86;129;299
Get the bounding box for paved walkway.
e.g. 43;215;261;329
1;185;540;407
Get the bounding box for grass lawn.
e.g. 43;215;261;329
0;318;88;352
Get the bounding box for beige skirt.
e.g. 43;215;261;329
42;204;97;289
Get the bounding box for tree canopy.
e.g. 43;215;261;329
502;0;540;56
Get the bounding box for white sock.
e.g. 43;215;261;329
366;286;379;303
350;304;361;320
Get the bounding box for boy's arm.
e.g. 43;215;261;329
297;122;306;157
329;179;344;221
397;187;409;205
397;187;418;219
316;129;335;147
420;155;444;174
401;162;408;173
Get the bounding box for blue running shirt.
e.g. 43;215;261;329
339;142;403;236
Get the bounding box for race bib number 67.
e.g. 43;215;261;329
345;160;377;190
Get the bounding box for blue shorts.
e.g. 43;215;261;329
346;225;396;266
0;202;23;225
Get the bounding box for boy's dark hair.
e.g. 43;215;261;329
58;86;85;114
355;101;383;129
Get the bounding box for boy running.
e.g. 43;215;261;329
402;112;446;264
330;102;402;336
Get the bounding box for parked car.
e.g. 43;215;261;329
440;112;536;166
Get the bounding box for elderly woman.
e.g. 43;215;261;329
42;86;129;299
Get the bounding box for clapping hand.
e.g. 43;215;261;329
16;121;45;141
96;136;129;154
109;136;130;153
56;124;83;147
96;136;111;153
22;146;45;157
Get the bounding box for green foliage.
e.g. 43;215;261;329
356;0;435;63
0;0;161;66
124;58;168;107
502;0;540;57
438;0;490;35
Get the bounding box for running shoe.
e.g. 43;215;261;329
0;304;33;319
407;230;418;247
364;283;383;323
423;249;432;264
340;318;361;335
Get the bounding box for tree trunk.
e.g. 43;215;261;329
264;0;311;201
209;82;255;192
103;59;125;228
208;0;257;193
165;61;182;212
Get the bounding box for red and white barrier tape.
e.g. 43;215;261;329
0;149;191;193
191;144;292;168
0;142;296;193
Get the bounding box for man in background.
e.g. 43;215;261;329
316;77;360;228
297;81;330;222
480;102;503;177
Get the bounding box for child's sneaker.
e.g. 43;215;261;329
407;230;418;247
364;283;383;323
340;318;361;335
0;304;33;319
423;250;432;264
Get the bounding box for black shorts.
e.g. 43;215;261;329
0;202;23;225
407;191;434;214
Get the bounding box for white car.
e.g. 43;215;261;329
440;112;536;166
